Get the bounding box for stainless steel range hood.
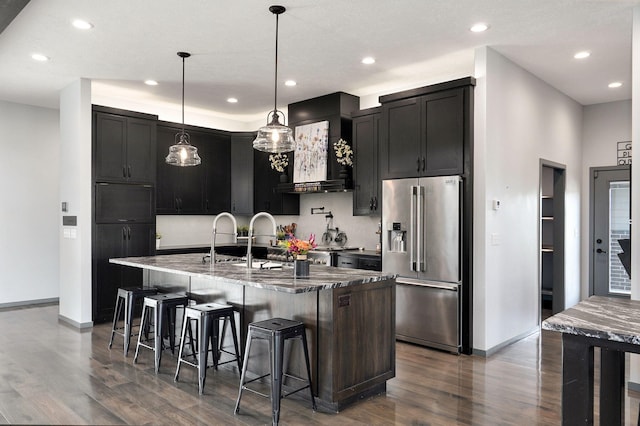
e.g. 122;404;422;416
276;179;352;194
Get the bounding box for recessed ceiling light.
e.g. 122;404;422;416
470;23;489;32
574;51;590;59
31;53;49;62
608;82;622;88
144;80;158;86
362;57;375;65
227;97;238;103
72;19;93;30
284;80;297;87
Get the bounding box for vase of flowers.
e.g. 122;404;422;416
333;138;353;179
279;233;317;277
269;153;289;183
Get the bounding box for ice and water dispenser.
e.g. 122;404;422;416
387;222;406;252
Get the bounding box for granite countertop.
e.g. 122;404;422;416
110;253;395;294
542;295;640;345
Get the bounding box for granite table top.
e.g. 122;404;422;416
110;253;395;294
542;295;640;346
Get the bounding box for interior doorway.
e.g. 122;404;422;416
539;160;566;318
590;165;631;298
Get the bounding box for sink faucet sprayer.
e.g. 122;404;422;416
247;212;277;267
210;212;238;264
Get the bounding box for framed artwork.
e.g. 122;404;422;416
293;120;329;183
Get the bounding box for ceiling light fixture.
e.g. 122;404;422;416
72;19;93;30
227;97;238;103
470;23;489;32
608;82;622;88
574;51;590;59
144;80;158;86
31;53;49;62
165;52;201;167
253;5;295;153
285;80;297;87
362;57;375;65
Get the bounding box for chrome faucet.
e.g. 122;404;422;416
247;212;277;268
210;212;238;264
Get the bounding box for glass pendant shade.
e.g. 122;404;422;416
165;131;201;166
253;111;295;153
166;51;201;167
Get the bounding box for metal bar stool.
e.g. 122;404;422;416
235;318;316;426
133;293;189;373
174;303;242;394
108;286;158;356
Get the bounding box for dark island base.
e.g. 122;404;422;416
145;269;395;410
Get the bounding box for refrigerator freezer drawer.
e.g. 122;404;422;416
395;280;460;353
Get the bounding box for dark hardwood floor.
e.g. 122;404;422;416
1;303;639;425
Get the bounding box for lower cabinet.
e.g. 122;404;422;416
335;252;382;271
92;223;155;323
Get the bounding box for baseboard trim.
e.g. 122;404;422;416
472;326;540;357
58;314;93;331
0;297;59;310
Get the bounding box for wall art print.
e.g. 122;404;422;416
293;120;329;183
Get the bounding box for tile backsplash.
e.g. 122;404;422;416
156;192;380;250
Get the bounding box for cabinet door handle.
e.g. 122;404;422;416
422;156;426;172
416;157;421;172
127;165;132;178
122;166;127;178
122;227;127;240
373;196;378;210
369;197;374;210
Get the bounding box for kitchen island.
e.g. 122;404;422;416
110;253;396;411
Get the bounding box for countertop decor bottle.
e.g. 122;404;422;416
294;254;310;278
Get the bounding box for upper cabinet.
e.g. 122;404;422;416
379;77;474;179
352;107;381;216
156;122;231;215
93;106;157;184
253;150;299;215
230;132;255;216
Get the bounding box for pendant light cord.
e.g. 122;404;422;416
273;11;279;114
181;55;186;134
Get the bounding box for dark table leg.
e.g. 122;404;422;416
562;334;594;425
600;347;625;425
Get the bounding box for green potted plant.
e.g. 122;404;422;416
237;225;249;237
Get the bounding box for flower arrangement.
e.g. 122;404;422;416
333;138;353;166
279;233;317;257
269;153;289;173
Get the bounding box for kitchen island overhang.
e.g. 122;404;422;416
110;253;396;412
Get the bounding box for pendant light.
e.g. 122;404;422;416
166;51;202;166
253;5;296;153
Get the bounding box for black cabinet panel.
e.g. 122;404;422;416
92;223;154;323
380;98;421;179
156;123;231;215
422;89;464;176
253;150;299;215
352;109;381;216
231;132;255;215
93;110;156;184
95;183;155;223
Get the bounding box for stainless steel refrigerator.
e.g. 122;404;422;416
382;176;462;353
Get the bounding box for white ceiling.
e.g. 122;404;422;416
0;0;638;121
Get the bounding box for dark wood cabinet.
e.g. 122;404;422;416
92;223;155;323
156;122;231;214
93;107;156;184
230;132;255;215
335;252;382;271
379;78;473;179
92;105;157;324
352;108;381;215
253;150;299;215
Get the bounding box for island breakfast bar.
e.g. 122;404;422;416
110;253;396;411
542;296;640;425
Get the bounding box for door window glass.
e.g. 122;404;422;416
609;181;630;294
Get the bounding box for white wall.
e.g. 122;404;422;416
0;100;60;306
58;79;93;327
581;100;632;298
156;192;380;251
473;47;583;353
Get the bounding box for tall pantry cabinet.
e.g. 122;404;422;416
91;105;157;323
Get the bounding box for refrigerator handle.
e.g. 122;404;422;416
410;185;417;271
416;185;423;272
